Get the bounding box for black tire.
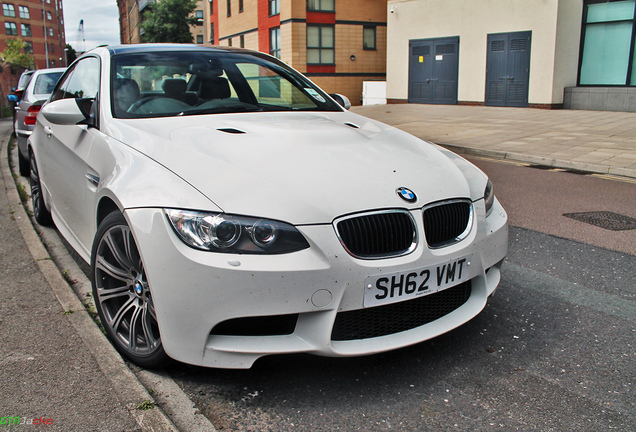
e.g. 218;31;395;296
29;152;52;225
18;147;29;177
91;212;171;369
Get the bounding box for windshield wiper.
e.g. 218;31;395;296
179;105;263;116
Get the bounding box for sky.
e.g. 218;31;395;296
63;0;121;52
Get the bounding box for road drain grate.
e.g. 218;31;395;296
563;211;636;231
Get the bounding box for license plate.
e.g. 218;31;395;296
363;255;471;307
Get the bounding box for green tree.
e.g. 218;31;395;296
1;38;34;72
65;44;77;65
140;0;199;43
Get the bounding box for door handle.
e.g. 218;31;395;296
44;126;52;138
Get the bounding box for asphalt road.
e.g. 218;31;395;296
165;158;636;431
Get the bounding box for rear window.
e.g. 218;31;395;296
17;71;34;90
33;72;64;96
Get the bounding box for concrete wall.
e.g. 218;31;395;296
564;87;636;112
386;0;583;105
553;0;583;103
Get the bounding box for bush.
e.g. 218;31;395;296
1;105;13;118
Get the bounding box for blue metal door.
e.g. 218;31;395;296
409;37;458;104
485;31;531;107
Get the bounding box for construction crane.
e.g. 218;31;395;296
76;19;85;53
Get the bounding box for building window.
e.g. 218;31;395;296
307;0;334;12
226;0;231;17
50;59;55;67
48;27;53;36
49;43;54;53
210;0;213;14
3;3;15;17
240;34;244;48
23;41;32;53
195;9;203;24
46;11;51;20
239;0;243;12
197;34;204;44
269;0;279;16
307;24;334;64
20;23;30;36
18;5;28;19
210;23;214;44
363;26;376;50
228;37;232;46
270;27;280;58
4;21;17;35
579;0;636;85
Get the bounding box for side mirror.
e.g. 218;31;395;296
330;93;351;110
40;98;89;125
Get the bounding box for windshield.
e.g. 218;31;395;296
111;50;341;118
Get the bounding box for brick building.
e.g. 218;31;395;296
118;0;388;105
0;0;66;99
211;0;387;105
117;0;211;45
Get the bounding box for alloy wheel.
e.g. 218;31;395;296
29;153;52;225
93;218;162;359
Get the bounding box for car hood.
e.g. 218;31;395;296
107;111;472;224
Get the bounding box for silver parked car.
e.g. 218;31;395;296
12;68;65;176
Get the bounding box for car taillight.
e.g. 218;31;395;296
25;105;41;125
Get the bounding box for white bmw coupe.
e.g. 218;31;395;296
28;45;507;369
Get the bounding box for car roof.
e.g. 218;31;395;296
30;67;67;76
105;44;248;56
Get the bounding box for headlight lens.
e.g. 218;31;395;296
166;209;310;254
484;179;494;216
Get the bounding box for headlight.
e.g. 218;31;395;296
484;179;494;216
165;209;310;254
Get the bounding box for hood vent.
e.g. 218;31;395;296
217;128;246;134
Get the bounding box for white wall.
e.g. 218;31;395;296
386;0;582;105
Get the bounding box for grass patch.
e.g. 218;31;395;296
135;400;155;410
83;293;106;335
62;269;78;285
16;182;28;203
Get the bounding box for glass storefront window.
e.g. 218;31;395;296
586;0;634;22
579;0;636;85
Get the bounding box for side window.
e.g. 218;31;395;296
51;57;100;102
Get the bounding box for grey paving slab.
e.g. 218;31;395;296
352;104;636;178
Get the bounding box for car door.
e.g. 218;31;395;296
38;56;101;255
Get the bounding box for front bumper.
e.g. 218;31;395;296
126;198;507;368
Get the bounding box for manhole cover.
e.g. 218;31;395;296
563;211;636;231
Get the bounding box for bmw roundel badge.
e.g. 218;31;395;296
396;187;417;203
